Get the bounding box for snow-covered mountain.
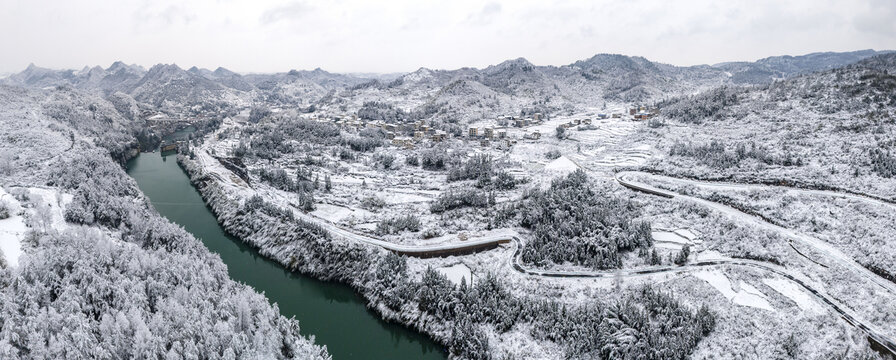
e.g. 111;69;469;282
648;52;896;197
126;63;246;112
2;49;889;123
3;63;78;88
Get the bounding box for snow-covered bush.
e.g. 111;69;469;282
555;125;566;139
669;140;801;169
673;244;691;265
405;154;419;166
430;188;490;213
344;135;383;152
871;148;896;178
360;195;386;210
420;147;448;170
0;199;9;219
447;154;493;182
376;214;421;235
373;152;397;170
248;105;272;123
257;167;296;191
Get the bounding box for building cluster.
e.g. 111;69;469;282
595;113;624;119
391;120;449;148
628;105;660;121
496;112;545;128
467;125;516;147
557;117;594;130
313;115;449;149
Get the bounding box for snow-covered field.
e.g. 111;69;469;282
763;277;826;315
651;229;701;250
0;188;25;267
436;263;473;285
0;186;72;268
693;270;774;311
27;50;884;358
188;101;896;357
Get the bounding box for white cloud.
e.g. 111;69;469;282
0;0;892;74
260;1;314;25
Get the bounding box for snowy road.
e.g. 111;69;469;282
294;211;514;257
508;236;896;355
629;172;896;210
615;171;896;296
611;171;896;355
191;145;896;355
194;148;515;258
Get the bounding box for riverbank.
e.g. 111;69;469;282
0;84;330;359
175;150;453;358
176;141;726;359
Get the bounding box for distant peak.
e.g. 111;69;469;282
152;63;181;70
495;57;533;68
108;60;127;70
145;63;185;77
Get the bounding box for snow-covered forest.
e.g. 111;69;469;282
1;49;895;359
0;86;328;359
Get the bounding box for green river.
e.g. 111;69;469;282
126;144;446;359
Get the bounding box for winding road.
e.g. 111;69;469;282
295;211;514;258
612;171;896;355
615;171;896;296
296;167;896;355
508;236;896;355
193;146;896;355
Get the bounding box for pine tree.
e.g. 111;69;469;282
649;249;661;265
674;245;691;265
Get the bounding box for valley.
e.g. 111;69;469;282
1;49;894;359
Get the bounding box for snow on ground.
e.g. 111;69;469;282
27;187;72;232
0;188;25;267
674;228;700;241
763;278;826;315
693;270;774;311
378;190;432;205
332;174;366;186
591;145;651;167
355;222;377;231
652;231;691;244
436;263;473;286
0;186;73;267
695;250;725;261
311;203;372;223
543;156;579;175
652;229;703;250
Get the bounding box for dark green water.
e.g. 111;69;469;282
126;150;446;360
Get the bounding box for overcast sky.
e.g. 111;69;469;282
1;0;894;74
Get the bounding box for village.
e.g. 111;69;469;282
286;104;660;151
146;96;661;154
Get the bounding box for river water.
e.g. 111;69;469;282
126;147;446;359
